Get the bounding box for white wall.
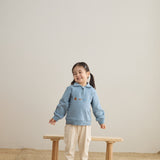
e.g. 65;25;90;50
0;0;160;153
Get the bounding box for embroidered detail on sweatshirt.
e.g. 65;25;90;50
74;97;82;101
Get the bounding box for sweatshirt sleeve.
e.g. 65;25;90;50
91;90;105;125
53;86;71;121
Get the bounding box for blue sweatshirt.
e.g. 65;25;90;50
53;82;105;126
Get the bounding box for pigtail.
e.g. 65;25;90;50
90;73;96;89
71;80;75;85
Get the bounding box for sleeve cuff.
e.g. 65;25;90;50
53;116;59;121
98;119;105;125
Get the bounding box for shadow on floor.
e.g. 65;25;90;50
0;148;160;160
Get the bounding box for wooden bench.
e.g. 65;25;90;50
43;135;123;160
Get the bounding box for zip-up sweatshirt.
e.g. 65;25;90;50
53;82;105;126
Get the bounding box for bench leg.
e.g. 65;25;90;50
106;142;113;160
52;140;59;160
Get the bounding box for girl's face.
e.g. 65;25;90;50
72;66;90;86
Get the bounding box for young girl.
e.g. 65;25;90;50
49;62;106;160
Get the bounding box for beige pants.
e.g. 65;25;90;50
64;124;91;160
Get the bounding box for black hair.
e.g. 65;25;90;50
71;62;96;89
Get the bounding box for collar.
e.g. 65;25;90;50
73;82;92;88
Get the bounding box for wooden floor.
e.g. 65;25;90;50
0;148;160;160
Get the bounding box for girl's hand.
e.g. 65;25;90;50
49;118;56;125
100;124;106;129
